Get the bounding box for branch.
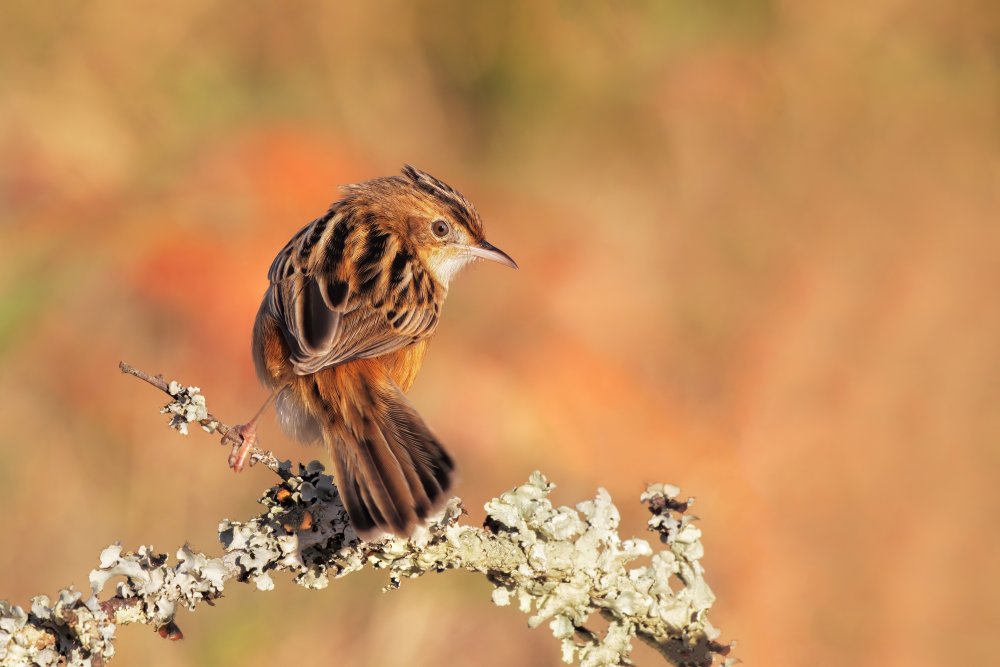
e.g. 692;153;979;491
0;364;732;667
117;361;283;474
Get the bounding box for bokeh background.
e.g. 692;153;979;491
1;2;997;665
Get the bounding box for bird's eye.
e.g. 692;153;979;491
431;219;450;238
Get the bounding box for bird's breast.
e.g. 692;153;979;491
378;339;431;392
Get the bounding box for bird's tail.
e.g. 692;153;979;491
312;358;455;539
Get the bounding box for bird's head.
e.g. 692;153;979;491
346;165;517;288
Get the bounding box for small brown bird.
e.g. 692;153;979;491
232;166;516;539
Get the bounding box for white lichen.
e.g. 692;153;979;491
160;384;209;435
1;466;730;667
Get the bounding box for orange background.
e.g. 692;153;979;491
1;2;997;666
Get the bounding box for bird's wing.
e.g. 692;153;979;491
266;217;443;375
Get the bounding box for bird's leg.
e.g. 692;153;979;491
224;389;279;473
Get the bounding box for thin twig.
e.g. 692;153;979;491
118;360;284;475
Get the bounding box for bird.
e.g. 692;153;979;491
228;165;516;539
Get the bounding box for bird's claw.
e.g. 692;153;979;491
224;423;258;473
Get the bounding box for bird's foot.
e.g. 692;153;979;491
223;423;258;473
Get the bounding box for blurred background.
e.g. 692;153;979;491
1;1;997;665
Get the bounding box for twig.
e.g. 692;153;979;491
0;365;731;667
117;361;283;475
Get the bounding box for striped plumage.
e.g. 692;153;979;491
249;165;516;538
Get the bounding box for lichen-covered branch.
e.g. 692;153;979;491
117;361;283;474
0;365;732;667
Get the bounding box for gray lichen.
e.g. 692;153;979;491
1;591;115;667
0;465;730;666
161;382;211;436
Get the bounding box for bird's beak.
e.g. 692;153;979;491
464;240;518;269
